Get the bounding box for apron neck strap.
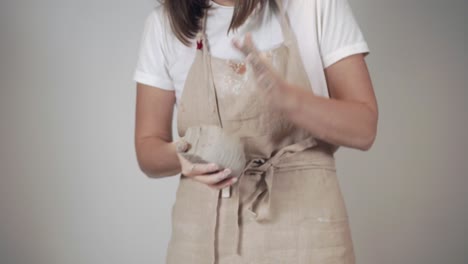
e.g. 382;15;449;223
274;0;294;44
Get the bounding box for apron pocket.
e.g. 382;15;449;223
258;249;298;264
264;226;298;252
297;216;354;264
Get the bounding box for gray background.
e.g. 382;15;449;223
0;0;467;263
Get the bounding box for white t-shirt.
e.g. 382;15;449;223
133;0;370;106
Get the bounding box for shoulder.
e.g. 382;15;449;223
143;5;171;39
284;0;318;11
282;0;321;35
143;5;191;56
143;5;185;45
284;0;320;26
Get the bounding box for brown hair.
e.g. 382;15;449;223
161;0;278;46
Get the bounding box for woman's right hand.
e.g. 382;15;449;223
173;139;238;190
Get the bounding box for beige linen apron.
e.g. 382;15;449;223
167;1;355;263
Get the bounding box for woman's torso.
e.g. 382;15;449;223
151;0;330;107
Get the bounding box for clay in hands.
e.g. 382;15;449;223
175;125;247;178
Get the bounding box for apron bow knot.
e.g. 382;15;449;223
217;136;319;259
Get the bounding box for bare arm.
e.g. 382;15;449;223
285;54;378;151
134;83;236;188
134;83;181;178
233;35;378;151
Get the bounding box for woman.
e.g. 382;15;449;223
133;0;378;263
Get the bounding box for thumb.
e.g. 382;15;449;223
174;138;190;153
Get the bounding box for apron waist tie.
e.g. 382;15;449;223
209;136;320;263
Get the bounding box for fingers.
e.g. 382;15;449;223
174;139;238;189
192;168;234;185
177;153;238;189
192;163;221;176
232;32;258;57
232;33;282;88
235;35;278;85
233;32;272;77
175;150;238;190
243;33;255;50
180;160;220;177
208;176;238;190
174;138;190;153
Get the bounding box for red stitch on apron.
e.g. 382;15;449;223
197;39;203;50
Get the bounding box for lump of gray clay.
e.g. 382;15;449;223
178;125;246;177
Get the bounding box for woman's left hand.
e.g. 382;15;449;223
232;33;305;112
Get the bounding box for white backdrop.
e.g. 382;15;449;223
0;0;467;263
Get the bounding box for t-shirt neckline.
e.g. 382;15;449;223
210;1;235;9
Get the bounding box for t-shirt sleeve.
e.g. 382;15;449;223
318;0;370;68
132;10;174;90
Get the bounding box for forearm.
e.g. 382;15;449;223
233;33;376;150
285;87;377;151
135;136;181;178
